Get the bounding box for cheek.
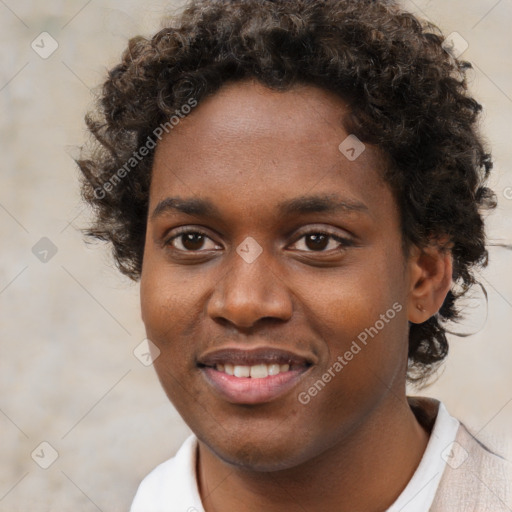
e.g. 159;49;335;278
296;250;408;391
303;255;404;335
140;255;198;335
140;268;193;367
140;272;205;412
297;288;408;433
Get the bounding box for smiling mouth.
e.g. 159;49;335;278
197;346;314;377
199;364;311;405
197;346;314;404
209;362;299;378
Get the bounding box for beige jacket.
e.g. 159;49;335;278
410;397;512;511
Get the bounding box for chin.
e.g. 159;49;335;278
198;427;316;472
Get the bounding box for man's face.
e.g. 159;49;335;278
140;80;415;471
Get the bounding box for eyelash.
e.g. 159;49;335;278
164;227;354;253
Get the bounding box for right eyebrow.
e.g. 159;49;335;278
151;197;221;220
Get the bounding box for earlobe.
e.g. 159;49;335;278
407;244;453;324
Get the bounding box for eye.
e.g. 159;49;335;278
165;228;220;252
164;227;354;253
290;230;354;252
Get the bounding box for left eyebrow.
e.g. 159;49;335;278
276;193;370;217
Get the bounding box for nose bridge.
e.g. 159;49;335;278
207;240;293;328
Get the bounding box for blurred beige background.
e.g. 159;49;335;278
0;0;511;510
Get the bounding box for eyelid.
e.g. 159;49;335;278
288;226;354;251
290;224;352;241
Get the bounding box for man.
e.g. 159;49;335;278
77;0;511;510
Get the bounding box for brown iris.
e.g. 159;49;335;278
181;233;206;251
305;234;329;251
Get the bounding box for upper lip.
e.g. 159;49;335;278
197;346;316;367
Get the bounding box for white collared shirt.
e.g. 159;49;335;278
130;401;459;512
386;401;460;511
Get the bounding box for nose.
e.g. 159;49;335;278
206;246;293;329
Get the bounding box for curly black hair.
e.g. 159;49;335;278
77;0;496;385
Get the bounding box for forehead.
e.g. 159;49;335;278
149;80;394;223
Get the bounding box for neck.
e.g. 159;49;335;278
197;395;431;512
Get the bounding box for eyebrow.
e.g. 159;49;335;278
151;193;369;220
151;197;221;220
278;194;369;216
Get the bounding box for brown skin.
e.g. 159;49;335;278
140;80;453;511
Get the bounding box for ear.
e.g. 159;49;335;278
406;243;453;324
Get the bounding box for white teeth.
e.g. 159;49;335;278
215;363;293;378
268;364;281;376
250;364;268;378
233;365;250;377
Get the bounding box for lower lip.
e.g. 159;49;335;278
200;367;310;404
